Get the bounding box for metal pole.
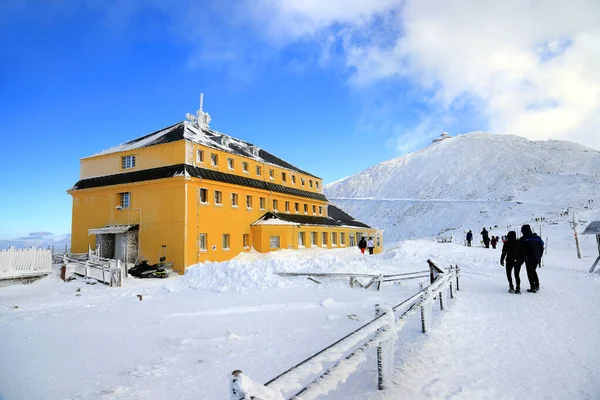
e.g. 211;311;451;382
455;265;460;291
375;304;385;390
449;267;454;299
420;282;426;333
439;291;443;310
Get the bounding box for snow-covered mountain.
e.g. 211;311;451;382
326;132;600;241
0;232;71;251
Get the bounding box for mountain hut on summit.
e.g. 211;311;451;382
432;132;450;143
67;98;382;273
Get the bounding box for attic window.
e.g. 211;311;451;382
269;169;274;180
282;172;287;182
316;181;319;190
121;155;135;169
211;154;218;167
319;206;323;215
228;158;234;170
242;162;249;173
256;166;262;176
291;175;296;184
301;178;305;187
309;180;313;188
196;150;204;163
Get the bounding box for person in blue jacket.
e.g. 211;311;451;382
519;224;544;293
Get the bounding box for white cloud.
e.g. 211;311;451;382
243;0;600;150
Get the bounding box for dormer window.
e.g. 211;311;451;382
211;154;218;167
228;158;234;170
121;155;135;169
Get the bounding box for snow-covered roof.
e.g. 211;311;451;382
582;221;600;235
252;205;371;229
90;121;320;179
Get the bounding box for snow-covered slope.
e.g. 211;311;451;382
326;132;600;241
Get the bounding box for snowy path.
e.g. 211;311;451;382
382;256;600;399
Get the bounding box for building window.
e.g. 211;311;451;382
285;201;290;213
231;193;238;207
291;175;296;184
298;232;305;247
303;204;308;214
119;192;130;208
260;197;266;210
270;236;280;249
199;188;208;204
295;202;299;213
199;233;207;251
269;169;274;179
273;199;278;211
316;181;319;190
215;190;222;205
121;155;135;169
256;165;262;176
246;195;253;209
211;153;218;167
228;158;234;170
309;180;313;188
282;172;287;182
242;162;249;173
377;234;381;247
311;232;317;247
322;232;328;247
243;234;249;248
349;233;355;247
301;178;305;187
222;234;230;250
331;232;337;246
312;205;316;215
319;206;323;215
196;150;204;163
340;232;346;246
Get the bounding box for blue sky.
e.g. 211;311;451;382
0;0;598;239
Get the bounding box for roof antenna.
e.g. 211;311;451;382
186;92;211;130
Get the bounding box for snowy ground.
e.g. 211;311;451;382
1;220;600;399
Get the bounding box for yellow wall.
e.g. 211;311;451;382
69;177;187;271
80;141;186;179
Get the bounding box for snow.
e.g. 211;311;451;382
2;132;600;399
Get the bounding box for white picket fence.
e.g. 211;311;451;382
0;247;53;280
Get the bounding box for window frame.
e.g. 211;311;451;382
242;161;249;173
256;165;262;176
214;190;223;205
196;150;204;164
198;233;207;252
231;193;238;207
273;199;278;211
246;195;253;209
270;236;280;249
227;158;234;170
243;234;249;248
321;232;328;247
211;153;218;167
199;188;208;204
121;155;136;170
222;234;230;250
119;192;130;208
260;197;266;210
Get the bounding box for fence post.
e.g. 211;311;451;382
449;266;454;299
375;304;386;390
455;265;460;291
439;290;444;310
420;281;426;333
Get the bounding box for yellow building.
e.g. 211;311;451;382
68;103;382;274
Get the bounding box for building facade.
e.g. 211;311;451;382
68;104;382;273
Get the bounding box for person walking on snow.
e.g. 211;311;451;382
519;224;544;293
491;236;498;249
500;231;522;294
358;237;367;255
466;230;473;247
481;227;490;248
367;237;375;255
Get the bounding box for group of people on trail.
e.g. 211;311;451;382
466;228;500;249
500;224;544;294
358;236;375;255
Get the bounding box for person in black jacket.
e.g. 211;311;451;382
481;227;490;248
466;230;473;247
519;224;544;292
500;231;522;293
358;237;367;255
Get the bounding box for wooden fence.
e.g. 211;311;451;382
231;262;460;399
